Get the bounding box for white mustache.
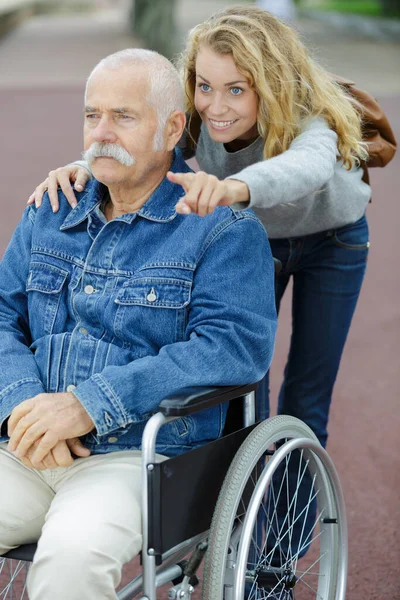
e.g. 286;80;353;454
82;143;135;167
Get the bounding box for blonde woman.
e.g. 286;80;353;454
28;5;370;589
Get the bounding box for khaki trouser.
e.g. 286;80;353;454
0;442;166;599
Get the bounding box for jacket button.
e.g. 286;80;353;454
79;327;88;335
146;287;157;302
66;384;76;392
84;285;95;294
108;436;118;443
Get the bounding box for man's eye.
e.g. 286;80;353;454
86;114;98;119
230;87;243;96
119;115;132;120
199;83;211;92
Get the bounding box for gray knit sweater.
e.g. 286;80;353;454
74;117;371;239
185;117;371;238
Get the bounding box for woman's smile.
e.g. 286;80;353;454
207;117;239;131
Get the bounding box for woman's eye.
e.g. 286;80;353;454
199;83;211;92
230;87;243;96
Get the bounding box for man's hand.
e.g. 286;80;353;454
18;437;91;470
167;171;250;217
8;392;95;464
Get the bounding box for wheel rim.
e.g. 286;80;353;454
202;416;347;600
233;438;346;600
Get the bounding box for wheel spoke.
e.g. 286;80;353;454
296;551;329;585
201;416;347;600
287;449;304;566
262;471;317;567
0;558;30;599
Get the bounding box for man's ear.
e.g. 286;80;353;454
165;111;186;151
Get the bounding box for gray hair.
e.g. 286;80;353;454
85;49;184;150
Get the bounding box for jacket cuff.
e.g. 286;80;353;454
72;374;133;436
0;378;45;439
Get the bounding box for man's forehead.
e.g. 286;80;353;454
86;64;150;100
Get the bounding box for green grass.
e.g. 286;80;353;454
310;1;382;15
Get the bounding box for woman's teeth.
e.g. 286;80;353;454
209;119;237;128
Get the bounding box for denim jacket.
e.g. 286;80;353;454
0;150;277;456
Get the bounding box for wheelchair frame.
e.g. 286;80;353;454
0;383;348;600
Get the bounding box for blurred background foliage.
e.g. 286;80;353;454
130;0;177;58
128;0;400;58
298;0;400;16
1;0;399;62
127;0;399;59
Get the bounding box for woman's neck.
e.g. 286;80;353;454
224;135;259;153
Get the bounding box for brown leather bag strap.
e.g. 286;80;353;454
332;74;397;169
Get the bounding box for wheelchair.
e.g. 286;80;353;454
0;383;348;599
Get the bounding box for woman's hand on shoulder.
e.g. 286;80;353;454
167;171;250;217
27;165;90;213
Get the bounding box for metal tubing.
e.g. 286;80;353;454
117;564;183;600
243;391;256;427
117;534;207;599
141;412;169;600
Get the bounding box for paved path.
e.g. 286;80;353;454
0;2;399;598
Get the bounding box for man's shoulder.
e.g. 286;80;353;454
210;205;267;230
182;206;267;248
30;181;99;226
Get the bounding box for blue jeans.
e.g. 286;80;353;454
258;215;369;563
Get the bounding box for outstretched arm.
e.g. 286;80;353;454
169;118;338;216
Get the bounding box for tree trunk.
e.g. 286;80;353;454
380;0;400;15
130;0;178;60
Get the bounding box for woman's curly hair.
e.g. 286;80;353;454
178;5;368;169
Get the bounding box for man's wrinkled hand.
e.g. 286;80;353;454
16;437;91;471
8;392;95;464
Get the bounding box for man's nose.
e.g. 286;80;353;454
92;118;118;143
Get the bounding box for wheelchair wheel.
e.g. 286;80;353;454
202;415;347;600
0;557;29;598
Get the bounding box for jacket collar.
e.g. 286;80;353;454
60;149;190;230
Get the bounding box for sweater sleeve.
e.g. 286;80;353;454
70;159;93;177
228;118;339;210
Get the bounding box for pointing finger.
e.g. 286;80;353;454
167;171;195;190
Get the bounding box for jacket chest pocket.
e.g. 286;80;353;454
114;277;191;348
26;262;69;336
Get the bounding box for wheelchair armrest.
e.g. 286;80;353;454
157;383;258;417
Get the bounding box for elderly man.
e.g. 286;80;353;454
0;49;276;599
